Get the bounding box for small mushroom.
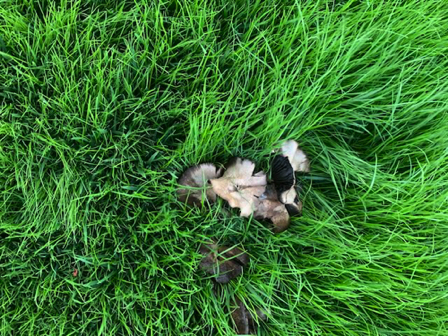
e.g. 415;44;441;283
231;298;268;335
280;140;310;173
210;158;267;217
177;163;223;206
271;155;302;217
254;184;290;233
271;140;309;217
199;243;250;284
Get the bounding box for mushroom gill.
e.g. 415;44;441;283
271;140;309;217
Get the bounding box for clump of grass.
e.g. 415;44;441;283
1;0;448;335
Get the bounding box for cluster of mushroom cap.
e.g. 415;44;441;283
177;140;310;233
177;140;310;334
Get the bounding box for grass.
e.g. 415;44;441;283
1;0;448;335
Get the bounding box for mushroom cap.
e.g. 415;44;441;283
177;163;223;206
210;158;267;217
231;298;252;335
277;184;297;204
218;246;250;266
231;298;267;335
277;184;303;218
199;243;250;284
281;140;310;173
254;185;290;233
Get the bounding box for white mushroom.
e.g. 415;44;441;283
280;140;310;173
210;158;267;217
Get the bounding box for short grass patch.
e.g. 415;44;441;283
1;1;448;335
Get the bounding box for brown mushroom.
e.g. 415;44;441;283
177;163;223;206
231;298;268;335
253;184;290;233
199;243;250;284
210;158;267;217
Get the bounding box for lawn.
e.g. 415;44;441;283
1;0;448;335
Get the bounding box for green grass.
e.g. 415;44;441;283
1;0;448;335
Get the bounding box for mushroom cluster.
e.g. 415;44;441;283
177;140;309;232
176;140;310;334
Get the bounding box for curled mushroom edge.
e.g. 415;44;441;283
210;157;267;217
253;184;290;233
280;139;310;173
177;163;224;206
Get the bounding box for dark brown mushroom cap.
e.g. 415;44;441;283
199;244;250;284
218;246;250;266
231;298;268;335
177;163;223;206
232;298;252;335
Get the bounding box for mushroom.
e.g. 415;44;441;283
271;155;302;217
210;158;267;217
253;184;290;233
177;163;223;206
271;140;309;217
199;243;250;284
280;140;310;173
231;298;268;335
